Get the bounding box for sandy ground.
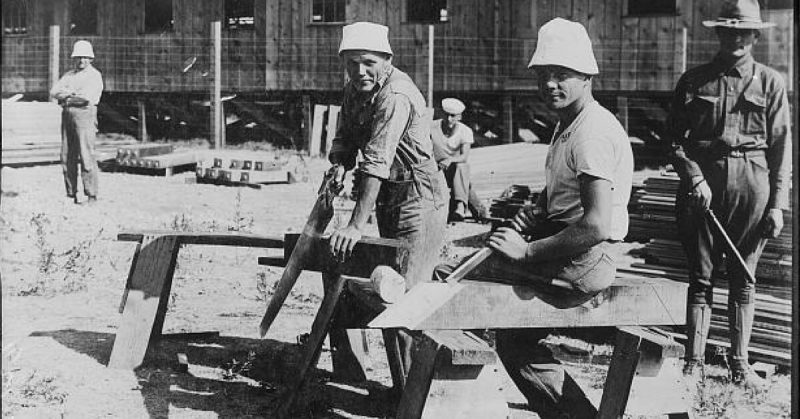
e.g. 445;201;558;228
1;155;791;418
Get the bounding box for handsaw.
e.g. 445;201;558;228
259;165;345;337
705;209;757;284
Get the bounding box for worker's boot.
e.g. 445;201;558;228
729;302;766;389
682;304;710;382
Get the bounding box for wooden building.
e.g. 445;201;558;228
2;0;793;95
1;0;793;148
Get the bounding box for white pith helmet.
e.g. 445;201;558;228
528;18;598;75
338;22;393;56
71;40;94;58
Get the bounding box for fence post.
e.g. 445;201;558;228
503;95;513;144
138;99;148;142
48;25;60;98
210;21;222;149
427;24;434;107
680;27;688;74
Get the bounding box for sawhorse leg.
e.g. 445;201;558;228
108;235;180;369
274;272;349;418
598;326;691;419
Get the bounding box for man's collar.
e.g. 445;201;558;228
712;53;754;77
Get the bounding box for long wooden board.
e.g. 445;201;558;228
369;276;687;330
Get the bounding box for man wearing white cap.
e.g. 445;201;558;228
50;40;104;205
666;0;791;388
327;22;449;382
434;18;633;417
431;97;487;221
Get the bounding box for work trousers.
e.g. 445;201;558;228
60;106;99;197
676;151;770;361
432;228;618;418
330;167;448;384
444;162;470;205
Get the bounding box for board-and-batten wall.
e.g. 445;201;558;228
1;0;793;94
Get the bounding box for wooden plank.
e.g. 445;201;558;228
421;363;507;419
117;231;285;248
396;335;440;419
620;17;638;91
310;104;326;157
279;233;407;279
324;105;341;158
596;328;640;418
424;330;496;366
108;235;180;369
369;277;687;330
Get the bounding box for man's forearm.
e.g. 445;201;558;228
349;174;381;230
524;219;607;263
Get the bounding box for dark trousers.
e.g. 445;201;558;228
60;106;99;197
676;152;770;361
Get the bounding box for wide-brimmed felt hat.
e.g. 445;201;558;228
703;0;775;30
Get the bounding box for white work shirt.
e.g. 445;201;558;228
50;65;104;106
430;120;474;158
544;101;633;241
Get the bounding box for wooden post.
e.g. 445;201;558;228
680;27;688;74
210;21;222;149
137;99;148;142
48;25;60;97
503;95;513;144
427;24;434;107
310;104;327;157
325;105;341;158
302;95;312;154
617;96;629;133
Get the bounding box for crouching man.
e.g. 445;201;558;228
434;18;633;418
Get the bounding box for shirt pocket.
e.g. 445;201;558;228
740;91;767;136
687;94;720;135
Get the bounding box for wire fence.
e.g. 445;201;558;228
3;34;794;94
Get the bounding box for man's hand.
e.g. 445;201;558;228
329;225;363;262
486;227;528;262
437;157;452;171
687;178;712;210
761;208;784;239
510;205;540;235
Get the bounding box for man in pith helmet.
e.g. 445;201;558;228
666;0;791;389
434;18;633;417
327;21;449;383
50;40;104;205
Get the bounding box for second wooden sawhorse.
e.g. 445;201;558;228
262;239;694;418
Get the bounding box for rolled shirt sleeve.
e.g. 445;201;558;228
358;93;412;180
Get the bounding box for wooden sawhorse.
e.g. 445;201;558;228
108;231;286;369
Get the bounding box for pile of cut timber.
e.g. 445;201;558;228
115;144;199;176
622;172;793;367
1;100;135;166
627;172;793;284
195;151;306;187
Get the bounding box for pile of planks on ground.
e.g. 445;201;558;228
115;144;199;175
1;99;135;166
623;172;793;367
194;150;307;187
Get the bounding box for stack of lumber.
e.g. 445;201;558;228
194;150;299;187
621;172;793;367
115;144;199;174
1;99;134;166
618;263;791;367
626;172;680;242
628;172;793;284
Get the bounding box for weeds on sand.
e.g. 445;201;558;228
228;190;254;233
220;351;257;381
30;213;55;276
256;271;278;302
3;368;68;412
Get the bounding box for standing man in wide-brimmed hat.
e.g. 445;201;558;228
667;0;791;388
434;18;633;417
50;40;104;205
327;21;449;383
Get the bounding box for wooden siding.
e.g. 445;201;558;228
1;0;794;94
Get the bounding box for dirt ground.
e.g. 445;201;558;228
1;152;792;418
